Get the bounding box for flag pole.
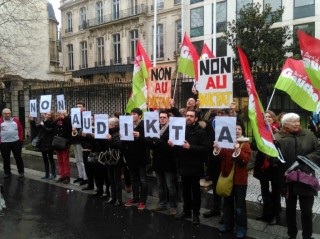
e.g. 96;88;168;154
173;76;178;99
212;0;216;55
153;0;157;67
266;88;276;111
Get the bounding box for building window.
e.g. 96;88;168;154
113;34;121;64
112;0;120;20
190;7;204;38
96;1;103;24
80;41;88;69
130;30;138;62
67;44;74;70
156;24;164;58
264;0;282;22
216;1;227;33
216;38;227;57
151;0;164;11
190;0;203;4
237;0;252;18
192;40;203;56
174;0;181;4
292;22;315;56
294;0;314;19
175;20;182;52
66;12;73;32
130;0;138;15
79;7;87;29
97;37;104;66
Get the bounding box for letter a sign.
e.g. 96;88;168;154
215;116;236;149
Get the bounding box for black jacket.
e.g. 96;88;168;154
30;119;55;152
147;125;176;173
120;120;149;167
173;124;209;176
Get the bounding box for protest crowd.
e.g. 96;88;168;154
2;30;320;239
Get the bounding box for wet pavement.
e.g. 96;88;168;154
0;151;320;239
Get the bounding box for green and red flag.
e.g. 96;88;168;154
200;43;215;60
298;30;320;89
238;46;279;158
177;33;199;80
275;58;320;113
125;40;152;113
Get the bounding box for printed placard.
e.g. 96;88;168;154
94;114;109;139
40;95;52;113
120;116;134;141
56;95;65;113
215;116;236;149
29;99;37;117
82;111;92;134
144;111;160;138
71;108;82;128
169;117;186;146
198;57;233;108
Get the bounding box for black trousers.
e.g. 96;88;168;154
286;194;314;238
94;163;110;195
107;165;122;201
83;151;95;188
0;141;24;174
129;166;148;203
260;177;281;221
41;150;55;176
181;175;201;216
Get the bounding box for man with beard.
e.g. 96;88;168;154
168;110;209;225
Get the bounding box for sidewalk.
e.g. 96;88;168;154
2;149;320;239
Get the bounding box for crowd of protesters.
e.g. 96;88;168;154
2;95;320;239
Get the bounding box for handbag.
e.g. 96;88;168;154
216;161;235;197
51;136;68;151
31;135;40;148
98;148;121;166
286;169;320;191
87;152;100;164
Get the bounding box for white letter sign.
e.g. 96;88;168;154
215;116;236;149
95;114;109;139
29;99;37;117
120;116;134;141
40;95;52;113
82;111;92;134
144;111;160;138
169;117;186;146
56;95;65;113
71;108;81;128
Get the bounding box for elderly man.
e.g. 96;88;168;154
275;113;320;239
0;108;24;178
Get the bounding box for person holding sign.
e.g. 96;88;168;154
29;112;56;179
53;110;72;184
213;122;251;239
169;110;208;225
121;108;149;210
147;110;178;216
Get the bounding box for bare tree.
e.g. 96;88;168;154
0;0;47;77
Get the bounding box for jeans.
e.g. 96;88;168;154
41;150;55;176
129;166;148;203
286;194;314;238
0;141;24;174
181;175;201;216
156;170;177;209
223;185;247;232
74;144;87;180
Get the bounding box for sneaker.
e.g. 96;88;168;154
169;208;177;216
48;174;56;180
79;179;88;185
73;178;83;183
137;202;146;210
63;177;70;184
125;199;136;207
152;205;166;212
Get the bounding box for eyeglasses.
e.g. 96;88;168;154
160;117;168;119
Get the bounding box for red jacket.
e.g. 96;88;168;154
219;142;252;185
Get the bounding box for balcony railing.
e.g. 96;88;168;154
79;21;88;30
65;27;73;33
87;5;147;28
66;66;74;71
110;58;122;65
79;64;88;69
95;60;105;67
